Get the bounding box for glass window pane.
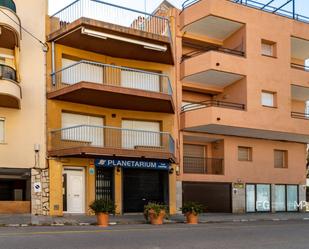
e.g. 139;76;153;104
275;185;286;211
261;92;274;106
246;184;255;212
287;185;298;211
256;184;271;212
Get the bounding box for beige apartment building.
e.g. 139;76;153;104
177;0;309;213
0;0;47;214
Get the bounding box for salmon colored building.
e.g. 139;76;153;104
46;0;178;215
0;0;48;214
176;0;309;213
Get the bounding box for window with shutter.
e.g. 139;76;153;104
274;150;288;168
121;120;160;149
238;146;252;161
62;58;103;85
0;118;4;143
61;112;104;146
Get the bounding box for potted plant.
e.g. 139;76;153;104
181;202;204;224
144;202;167;225
89;199;116;227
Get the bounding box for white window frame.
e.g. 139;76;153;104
261;91;275;107
0;118;5;143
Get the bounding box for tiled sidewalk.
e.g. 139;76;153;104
1;212;309;226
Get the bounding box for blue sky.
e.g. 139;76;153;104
49;0;309;16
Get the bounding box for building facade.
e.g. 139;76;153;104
0;0;47;214
46;0;178;215
176;0;309;213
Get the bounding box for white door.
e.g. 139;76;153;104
65;168;85;213
121;70;160;92
62;58;103;85
122;120;160;149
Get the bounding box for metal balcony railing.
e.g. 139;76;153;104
183;156;224;175
182;0;200;9
182;45;245;62
50;125;175;155
182;0;309;24
230;0;309;24
50;60;172;95
50;0;171;38
291;112;309;120
0;0;16;13
181;100;245;112
0;64;17;82
291;63;309;72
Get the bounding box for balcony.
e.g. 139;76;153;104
0;64;21;108
48;61;174;113
181;97;309;143
183;156;224;175
0;0;20;49
181;49;246;90
181;100;245;112
182;0;309;24
48;0;173;64
49;125;175;161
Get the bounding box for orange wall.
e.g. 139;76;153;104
180;133;306;185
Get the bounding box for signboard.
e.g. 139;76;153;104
95;158;170;170
33;182;42;193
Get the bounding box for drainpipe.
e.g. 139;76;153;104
51;41;55;85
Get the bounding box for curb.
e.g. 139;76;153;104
0;217;308;227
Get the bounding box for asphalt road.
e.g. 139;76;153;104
0;220;309;249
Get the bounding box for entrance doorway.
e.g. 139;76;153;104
123;169;168;213
63;168;85;213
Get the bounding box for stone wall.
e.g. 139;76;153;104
31;168;50;215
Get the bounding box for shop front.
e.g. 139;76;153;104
95;158;170;213
0;168;31;214
246;184;299;212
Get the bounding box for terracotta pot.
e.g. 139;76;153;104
186;212;198;224
148;209;165;225
96;212;109;227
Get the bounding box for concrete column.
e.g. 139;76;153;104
114;167;122;215
232;183;245;214
176;181;182;214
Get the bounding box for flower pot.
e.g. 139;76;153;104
186;212;198;224
148;209;165;225
96;212;109;227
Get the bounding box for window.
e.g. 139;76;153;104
275;185;286;211
62;58;103;85
238;146;252;161
261;39;276;57
0;118;4;143
61;112;104;146
287;185;298;211
121;120;160;149
261;91;276;107
274;150;288;168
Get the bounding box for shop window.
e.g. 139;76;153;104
261;91;276;107
0;118;4;143
238;146;252;161
287;185;298;211
274;150;288;168
0;180;27;201
261;39;276;57
275;185;286;212
246;184;271;212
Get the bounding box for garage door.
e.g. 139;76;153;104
183;182;231;213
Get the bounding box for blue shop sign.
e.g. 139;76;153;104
95;159;170;170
